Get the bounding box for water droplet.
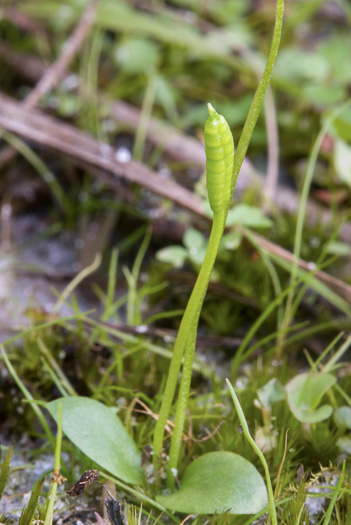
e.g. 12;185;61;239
62;74;79;91
115;146;131;163
135;324;148;334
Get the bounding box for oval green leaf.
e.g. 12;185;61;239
46;397;143;485
156;451;268;515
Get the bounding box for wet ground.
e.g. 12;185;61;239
0;211;101;343
0;437;105;523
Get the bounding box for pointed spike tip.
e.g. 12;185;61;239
207;103;216;117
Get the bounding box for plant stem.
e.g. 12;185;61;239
166;212;226;488
153;212;226;467
232;0;284;191
226;379;277;525
44;403;63;525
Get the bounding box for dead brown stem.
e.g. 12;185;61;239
0;0;98;168
0;91;350;305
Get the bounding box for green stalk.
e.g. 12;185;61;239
44;403;63;525
153;212;226;465
153;99;236;467
232;0;284;188
226;379;277;525
166;212;226;487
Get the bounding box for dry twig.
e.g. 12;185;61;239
0;0;98;168
0;92;350;304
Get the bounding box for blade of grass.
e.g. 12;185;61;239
1;345;55;448
277;101;351;356
322;461;346;525
19;477;45;525
102;247;119;321
230;270;319;375
323;333;351;373
124;227;152;325
0;443;14;499
75;317;215;378
226;378;277;525
37;337;77;396
41;358;70;398
269;252;351;317
133;70;157;161
53;252;102;314
0;128;70;214
0;310;95;347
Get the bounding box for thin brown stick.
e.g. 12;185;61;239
0;92;205;216
183;420;225;443
0;92;350;305
2;36;350;244
25;0;98;109
0;0;98;168
253;232;351;304
179;515;193;525
130;398;174;434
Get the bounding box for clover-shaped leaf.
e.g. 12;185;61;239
286;372;336;424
